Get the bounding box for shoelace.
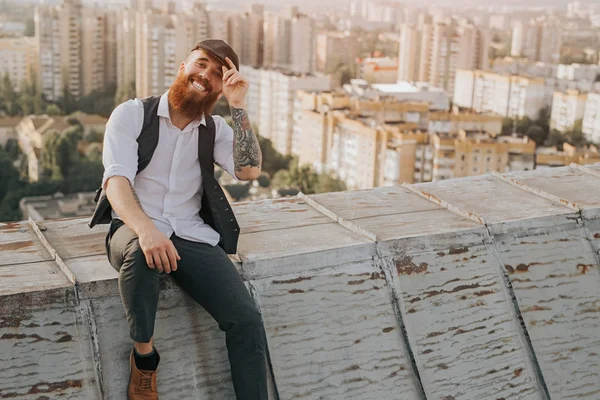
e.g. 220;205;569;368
140;374;154;391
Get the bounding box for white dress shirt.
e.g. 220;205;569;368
102;91;238;246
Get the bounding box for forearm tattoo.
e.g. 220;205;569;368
231;107;261;172
128;181;142;207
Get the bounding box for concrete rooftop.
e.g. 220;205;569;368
2;164;600;399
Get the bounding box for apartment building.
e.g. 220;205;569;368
398;19;489;94
358;58;398;84
511;17;562;63
0;38;37;91
135;4;209;98
550;90;588;132
536;144;600;167
428;112;503;135
582;92;600;143
316;32;357;74
293;90;533;189
241;66;331;156
116;8;137;91
454;69;548;119
35;0;117;100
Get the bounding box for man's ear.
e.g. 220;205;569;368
178;61;186;75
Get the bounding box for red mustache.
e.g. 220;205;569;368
190;76;212;93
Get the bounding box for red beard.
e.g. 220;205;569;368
168;73;220;120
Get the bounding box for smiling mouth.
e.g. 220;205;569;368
192;81;208;92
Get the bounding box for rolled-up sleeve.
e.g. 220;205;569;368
102;99;144;189
212;115;239;180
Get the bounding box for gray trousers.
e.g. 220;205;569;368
105;219;269;399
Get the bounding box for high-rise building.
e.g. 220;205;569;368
454;69;548;119
116;8;137;92
263;10;315;74
240;66;331;156
243;6;264;67
35;0;83;100
511;17;561;63
550;90;588;133
0;37;37;91
208;10;230;41
582;93;600;143
135;4;209;98
290;14;315;74
35;0;117;100
398;18;488;93
398;24;422;82
263;12;291;68
316;32;357;74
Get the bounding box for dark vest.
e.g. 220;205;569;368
89;96;240;254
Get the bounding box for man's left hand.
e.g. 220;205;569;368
222;57;248;108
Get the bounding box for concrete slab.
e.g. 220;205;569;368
38;218;107;259
0;222;53;266
415;174;572;224
252;261;422;399
0;293;100;399
353;208;481;242
494;223;600;399
308;186;440;220
238;223;376;279
65;254;117;284
233;197;331;234
387;244;543;399
506;167;600;210
0;260;73;296
92;290;237;400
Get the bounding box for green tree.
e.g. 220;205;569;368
256;173;270;188
3;138;20;161
19;70;48;115
545;129;566;150
62;160;103;193
24;19;35;37
258;135;293;176
0;73;21;116
57;82;77;114
501;117;514;135
314;172;346;193
85;129;104;143
0;180;63;223
78;83;117;117
525;124;546;145
212;96;231;117
114;82;137;106
272;159;345;195
223;183;251;201
84;142;103;162
0;147;20;203
46;104;63;116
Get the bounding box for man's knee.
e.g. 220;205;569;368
232;306;263;333
121;239;157;278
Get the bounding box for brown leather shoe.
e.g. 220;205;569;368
128;349;159;399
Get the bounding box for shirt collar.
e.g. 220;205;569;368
158;90;206;128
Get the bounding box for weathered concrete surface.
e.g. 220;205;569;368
253;262;421;399
2;169;600;399
0;289;101;400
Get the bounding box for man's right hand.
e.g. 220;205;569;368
138;226;181;273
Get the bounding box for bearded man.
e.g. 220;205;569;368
95;40;268;399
